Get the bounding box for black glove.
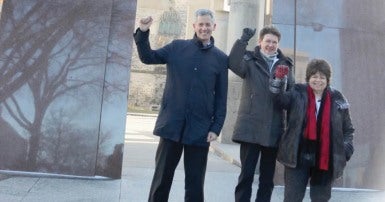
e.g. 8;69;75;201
269;78;283;94
240;28;256;43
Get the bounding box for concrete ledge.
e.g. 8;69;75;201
127;112;158;117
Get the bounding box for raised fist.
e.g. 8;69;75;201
240;28;256;42
139;16;153;32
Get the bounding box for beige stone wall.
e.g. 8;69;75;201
128;72;166;110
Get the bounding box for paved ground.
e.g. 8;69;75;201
0;114;384;201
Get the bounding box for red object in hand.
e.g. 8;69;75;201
275;65;289;79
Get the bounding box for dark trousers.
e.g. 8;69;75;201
235;142;278;202
148;137;209;202
284;164;332;202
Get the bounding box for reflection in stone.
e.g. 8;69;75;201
0;0;136;178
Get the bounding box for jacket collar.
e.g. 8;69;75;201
253;46;284;60
192;34;215;50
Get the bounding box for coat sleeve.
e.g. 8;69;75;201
271;84;295;110
209;58;229;135
228;39;249;78
340;98;355;161
133;28;170;65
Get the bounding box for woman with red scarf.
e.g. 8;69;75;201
270;59;355;202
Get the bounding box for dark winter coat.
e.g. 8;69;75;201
133;29;228;147
228;39;295;147
274;84;354;179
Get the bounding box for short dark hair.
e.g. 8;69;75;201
305;59;332;84
259;25;281;41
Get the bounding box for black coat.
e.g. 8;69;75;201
133;29;228;147
229;39;295;147
275;84;354;179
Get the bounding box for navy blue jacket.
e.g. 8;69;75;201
133;29;228;147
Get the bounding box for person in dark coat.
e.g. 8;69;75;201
270;59;354;202
229;25;295;202
133;9;228;202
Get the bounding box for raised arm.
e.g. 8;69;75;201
228;28;255;78
133;16;169;65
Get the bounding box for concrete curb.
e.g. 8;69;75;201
127;112;158;117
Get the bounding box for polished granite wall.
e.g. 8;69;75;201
272;0;385;189
0;0;137;178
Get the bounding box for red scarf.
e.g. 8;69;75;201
304;86;331;171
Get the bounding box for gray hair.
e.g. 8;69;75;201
195;9;215;22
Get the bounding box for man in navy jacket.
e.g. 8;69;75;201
133;9;228;202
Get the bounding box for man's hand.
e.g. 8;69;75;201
270;65;289;94
207;131;218;142
240;28;256;43
139;16;153;32
269;78;283;94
